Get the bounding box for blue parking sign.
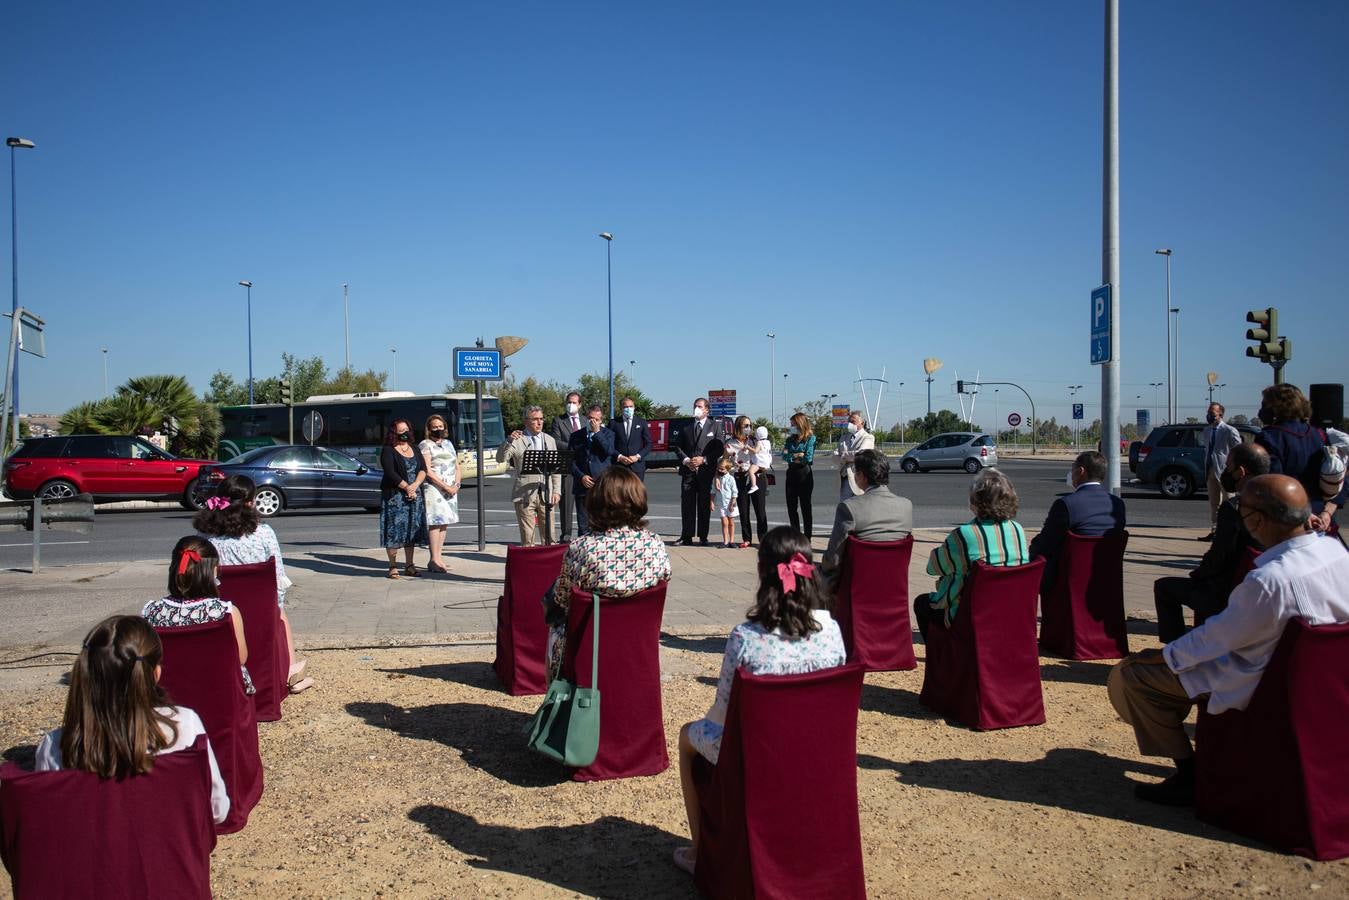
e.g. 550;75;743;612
1090;285;1112;365
453;347;504;381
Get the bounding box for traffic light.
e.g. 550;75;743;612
956;380;965;394
1245;308;1280;359
280;378;293;406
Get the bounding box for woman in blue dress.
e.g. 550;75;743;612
379;419;428;578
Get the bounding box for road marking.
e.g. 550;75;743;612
0;540;91;548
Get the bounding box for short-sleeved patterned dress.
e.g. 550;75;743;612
204;523;292;608
545;526;672;681
419;438;460;526
142;596;256;695
687;610;846;764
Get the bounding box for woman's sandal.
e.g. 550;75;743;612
427;561;449;574
387;566;400;579
404;564;419;577
672;846;696;875
288;658;307;680
288;677;314;694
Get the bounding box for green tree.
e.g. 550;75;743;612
205;371;248;406
901;409;975;443
120;375;199;427
280;353;330;402
317;366;387;395
92;392;161;434
59;401;104;435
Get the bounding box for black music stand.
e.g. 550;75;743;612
522;448;571;542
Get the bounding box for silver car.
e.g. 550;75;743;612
899;433;998;474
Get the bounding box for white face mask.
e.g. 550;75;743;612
1066;468;1077;488
566;402;579;415
622;407;634;419
847;422;859;434
694;408;706;421
789;426;799;436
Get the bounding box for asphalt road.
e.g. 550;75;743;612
0;458;1208;570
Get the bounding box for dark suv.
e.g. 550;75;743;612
1129;423;1259;499
2;435;214;509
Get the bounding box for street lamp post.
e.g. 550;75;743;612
629;359;637;388
766;332;776;425
389;347;397;390
237;281;254;404
1171;306;1181;419
783;373;790;422
599;232;614;419
992;388;998;446
898;382;905;444
8;137;36;439
1149;382;1164;425
101;348;108;397
1155;249;1174;424
821;393;837;443
342;283;350;370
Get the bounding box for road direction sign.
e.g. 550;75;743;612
708;389;737;418
1091;284;1112;365
1007;412;1022;427
832;404;851;427
302;410;324;444
453;347;504;381
1072;403;1084;421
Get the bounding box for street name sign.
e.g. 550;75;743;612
454;347;504;381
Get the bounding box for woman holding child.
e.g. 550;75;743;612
723;415;771;547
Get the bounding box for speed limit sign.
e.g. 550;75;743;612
1007;413;1022;427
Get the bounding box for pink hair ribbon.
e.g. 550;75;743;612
776;552;814;593
205;496;230;511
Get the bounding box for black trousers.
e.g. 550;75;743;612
681;475;712;541
558;475;574;539
913;593;937;642
785;464;814;538
734;472;769;544
574;491;591;537
1154;576;1228;644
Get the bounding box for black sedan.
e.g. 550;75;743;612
195;445;383;516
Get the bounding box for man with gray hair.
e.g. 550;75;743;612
497;405;561;545
1109;474;1349;806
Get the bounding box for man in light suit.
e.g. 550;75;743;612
674;397;724;546
836;411;876;500
569;405;615;536
1200;402;1242;541
821;450;914;581
1029;450;1128;595
550;391;585;540
609;395;652;480
496;405;562;546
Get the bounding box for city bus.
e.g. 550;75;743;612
217;392;509;478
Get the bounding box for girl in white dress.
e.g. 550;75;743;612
419;414;461;574
712;456;739;548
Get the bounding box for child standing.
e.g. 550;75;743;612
712;456;740;547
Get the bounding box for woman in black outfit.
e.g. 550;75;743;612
725;415;770;547
782;411;817;538
379;419;428;578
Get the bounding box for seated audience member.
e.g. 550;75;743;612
543;467;671;681
1028;450;1126;595
142;536;254;695
821;449;914;581
1153;443;1270;643
1108;475;1349;806
673;526;847;875
35;615;231;825
914;468;1030;640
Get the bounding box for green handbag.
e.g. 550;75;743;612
525;590;601;767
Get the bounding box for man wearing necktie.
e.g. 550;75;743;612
497;406;562;546
609;396;652;481
550;392;586;540
569;405;616;536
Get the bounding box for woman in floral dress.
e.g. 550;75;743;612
543;467;671;681
419;413;461;573
379;419;428;578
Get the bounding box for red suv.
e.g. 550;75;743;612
2;435;214;509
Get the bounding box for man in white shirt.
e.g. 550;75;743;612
1108;474;1349;806
835;412;875;500
1200;402;1243;541
498;405;561;545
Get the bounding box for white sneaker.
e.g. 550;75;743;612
748;485;759;494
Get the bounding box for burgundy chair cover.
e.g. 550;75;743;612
493;542;569;695
834;535;917;672
0;737;216;899
693;665;868;900
1195;618;1349;860
919;558;1047;730
156;618;265;834
219;559;287;722
1038;530;1130;660
562;582;669;781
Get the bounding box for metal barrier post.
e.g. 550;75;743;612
31;496;41;574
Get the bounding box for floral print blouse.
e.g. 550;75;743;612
202;524;290;607
141;596;256;695
687;610;846;764
552;526;672;613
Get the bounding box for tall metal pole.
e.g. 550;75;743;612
474;337;486;551
926;375;933;416
1101;0;1122;495
390;347;397;390
767;332;776;425
1172;307;1181;418
238;281;254;405
899;382;905;444
342;283;350;370
101;348;108;396
600;232;614;419
8;139;35;440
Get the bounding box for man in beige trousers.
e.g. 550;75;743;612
496;405;562;545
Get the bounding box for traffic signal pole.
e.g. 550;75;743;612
1100;0;1122;496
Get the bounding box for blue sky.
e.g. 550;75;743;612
6;1;1346;429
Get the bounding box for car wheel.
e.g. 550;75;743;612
253;486;284;517
963;457;981;474
37;479;79;501
182;477;206;511
1159;468;1195;499
901;458;919;474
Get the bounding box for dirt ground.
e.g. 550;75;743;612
2;633;1346;899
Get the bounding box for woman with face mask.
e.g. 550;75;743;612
782;412;817;537
379;419;429;578
420;414;461;572
724;415;770;546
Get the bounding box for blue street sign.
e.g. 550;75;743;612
453;347;504;381
1090;284;1112;365
1072;403;1084;421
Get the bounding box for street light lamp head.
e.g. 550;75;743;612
766;332;775;339
6;138;35;149
1155;248;1172;256
598;232;613;241
238;280;252;288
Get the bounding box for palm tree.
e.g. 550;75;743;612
93;393;160;435
174;401;222;459
59;401;107;435
120;375;197;433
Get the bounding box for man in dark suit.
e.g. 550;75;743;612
609;395;651;480
674;397;724;545
821;450;914;582
569;404;615;536
1153;442;1269;642
550;391;585;540
1029;450;1127;595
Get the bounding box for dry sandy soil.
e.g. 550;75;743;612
2;632;1346;899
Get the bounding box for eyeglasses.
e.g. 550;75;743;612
1238;505;1262;528
526;416;543;421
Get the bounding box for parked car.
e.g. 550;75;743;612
2;435;214;509
193;444;383;516
899;433;998;474
1130;423;1260;498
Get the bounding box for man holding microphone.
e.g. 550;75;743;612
497;405;562;546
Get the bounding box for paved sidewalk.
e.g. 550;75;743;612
0;523;1207;657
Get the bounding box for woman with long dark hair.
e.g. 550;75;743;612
379;418;428;578
672;526;846;875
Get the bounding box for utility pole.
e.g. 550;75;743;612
1100;0;1122;495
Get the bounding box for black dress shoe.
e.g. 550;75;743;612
677;538;694;546
1134;770;1195;806
1197;532;1215;542
699;538;711;546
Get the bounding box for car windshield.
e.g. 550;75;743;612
227;446;277;465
